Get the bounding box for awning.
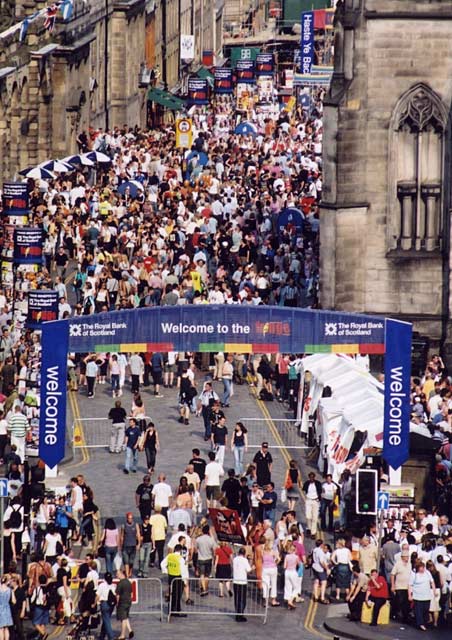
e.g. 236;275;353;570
196;66;214;86
147;87;186;110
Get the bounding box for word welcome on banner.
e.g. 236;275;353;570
39;319;68;469
383;319;412;470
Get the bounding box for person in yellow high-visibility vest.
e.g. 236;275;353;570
161;544;188;617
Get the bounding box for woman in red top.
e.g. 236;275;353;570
365;569;389;626
214;541;233;597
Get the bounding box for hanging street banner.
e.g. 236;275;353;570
256;52;274;76
180;34;194;59
236;59;255;84
39;317;68;468
301;11;314;75
214;67;233;94
188;77;209;105
13;227;43;264
383;319;412;470
2;181;29;216
63;305;386;354
27;290;59;328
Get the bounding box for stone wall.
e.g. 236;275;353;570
320;0;452;348
0;0;146;181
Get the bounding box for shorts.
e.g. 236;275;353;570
313;569;327;582
122;546;137;566
198;560;212;576
164;363;176;373
117;603;131;621
152;370;163;385
206;485;220;500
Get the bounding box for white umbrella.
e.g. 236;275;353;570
39;160;74;173
19;167;56;180
83;151;112;163
61;154;95;166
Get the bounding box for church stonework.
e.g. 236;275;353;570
320;0;452;354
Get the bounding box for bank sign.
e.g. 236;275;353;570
39;305;410;468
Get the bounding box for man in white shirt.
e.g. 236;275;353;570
152;474;172;519
129;353;144;394
204;451;224;508
233;547;253;622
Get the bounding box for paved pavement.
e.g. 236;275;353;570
65;371;330;638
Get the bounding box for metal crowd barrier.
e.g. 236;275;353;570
130;578;164;621
239;417;312;449
72;416;153;450
168;577;268;624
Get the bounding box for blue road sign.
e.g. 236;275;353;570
377;491;389;511
0;478;9;498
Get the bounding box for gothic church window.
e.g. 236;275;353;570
391;84;446;252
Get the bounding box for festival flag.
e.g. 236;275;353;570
60;0;73;21
43;4;59;32
19;18;30;42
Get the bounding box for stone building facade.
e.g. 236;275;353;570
0;0;225;182
0;0;146;180
320;0;452;354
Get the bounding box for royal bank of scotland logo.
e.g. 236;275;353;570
324;322;338;337
69;324;82;338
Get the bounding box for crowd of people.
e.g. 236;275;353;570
0;76;451;637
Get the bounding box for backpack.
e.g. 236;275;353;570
9;505;22;529
288;364;297;381
107;588;116;609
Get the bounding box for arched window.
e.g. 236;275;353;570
389;83;447;253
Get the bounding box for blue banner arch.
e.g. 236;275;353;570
38;306;412;470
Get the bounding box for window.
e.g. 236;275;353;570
389;83;447;253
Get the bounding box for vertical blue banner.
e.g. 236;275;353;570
39;321;69;468
301;11;314;75
383;319;412;470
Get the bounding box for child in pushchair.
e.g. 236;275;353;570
67;582;100;640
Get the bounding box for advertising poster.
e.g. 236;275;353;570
256;53;274;76
27;290;59;328
13;227;43;265
2;181;29;216
188;77;209;105
236;60;255;84
214;68;233;94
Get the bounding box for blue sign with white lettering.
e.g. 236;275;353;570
0;478;9;497
383;319;412;470
377;491;389;511
301;11;314;75
39;320;68;469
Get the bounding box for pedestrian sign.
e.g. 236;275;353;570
175;118;193;149
377;491;389;511
0;478;9;498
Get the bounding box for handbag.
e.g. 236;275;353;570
280;488;287;503
114;552;123;571
97;544;106;558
